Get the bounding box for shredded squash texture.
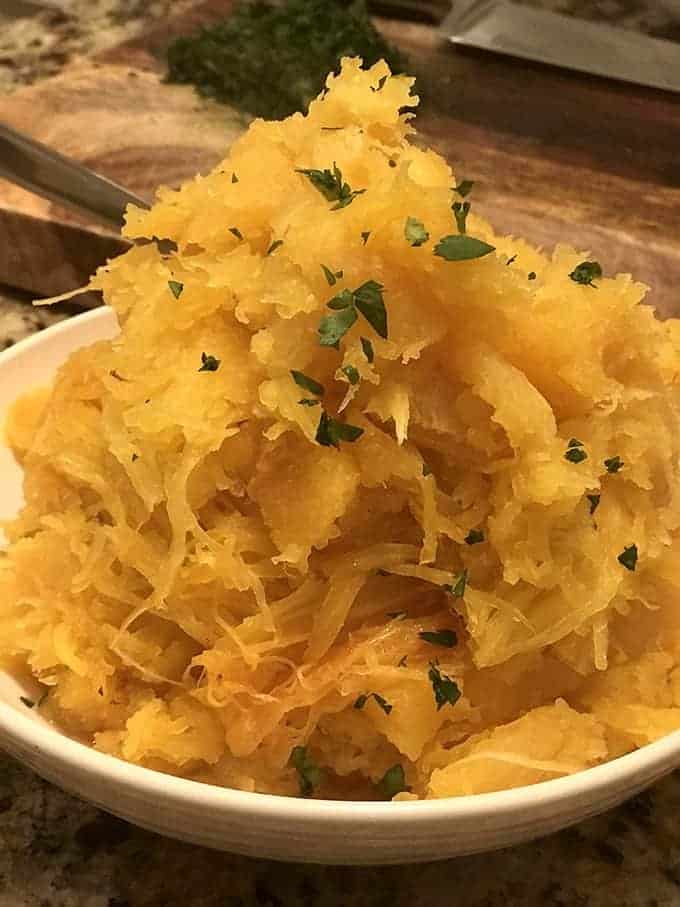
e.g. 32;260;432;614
4;59;680;800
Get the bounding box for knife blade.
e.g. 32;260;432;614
440;0;680;94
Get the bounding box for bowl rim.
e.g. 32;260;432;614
1;306;679;822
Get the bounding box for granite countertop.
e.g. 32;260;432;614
3;2;680;905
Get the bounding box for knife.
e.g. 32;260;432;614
439;0;680;94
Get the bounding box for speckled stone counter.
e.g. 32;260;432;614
3;2;680;905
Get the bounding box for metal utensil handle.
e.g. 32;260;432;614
0;121;150;231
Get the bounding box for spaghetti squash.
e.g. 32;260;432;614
3;58;680;800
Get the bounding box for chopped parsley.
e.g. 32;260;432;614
419;629;458;648
298;398;320;407
568;438;584;448
404;217;429;247
131;453;139;462
604;455;624;474
528;271;537;280
361;231;371;245
198;352;221;372
587;493;601;515
464;529;484;545
296;162;365;210
19;696;35;708
229;226;244;241
372;74;388;92
231;172;238;183
290;370;324;397
565;440;587;463
569;260;602;287
434;235;495;262
452;201;470;234
290;745;321;797
321;264;343;286
166;0;406;120
267;239;284;256
444;569;468;599
316;411;363;447
506;254;517;266
454;179;474;198
397;655;408;668
360;337;374;364
341;364;360;385
380;763;408;799
354;692;392;715
428;661;461;710
167;279;184;299
618;544;638;572
319;280;387;345
422;463;432;477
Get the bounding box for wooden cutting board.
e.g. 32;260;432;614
2;1;680;317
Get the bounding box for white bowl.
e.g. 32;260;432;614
1;307;679;864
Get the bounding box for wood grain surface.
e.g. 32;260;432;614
1;0;679;315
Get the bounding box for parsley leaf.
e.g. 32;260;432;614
618;544;638;572
454;179;474;198
405;217;429;247
587;493;601;515
327;288;355;310
464;529;484;545
604;456;624;474
198;352;221;372
231;172;238;183
506;254;517;266
569;260;602;287
360;337;374;363
168;280;184;299
372;74;388;92
318;306;358;346
568;438;584;448
316;411;364;447
296;162;365;210
290;745;321;797
19;696;35;708
353;692;393;714
298;398;320;407
565;447;588;464
380;764;408;799
452;201;470;234
321;264;343;286
444;569;468;599
397;655;408;668
422;463;432;477
434;235;495;262
428;661;461;710
361;231;371;245
290;370;324;397
342;365;360;385
528;271;537;280
267;239;284;256
229;227;243;241
419;629;458;648
354;280;387;339
354;693;369;710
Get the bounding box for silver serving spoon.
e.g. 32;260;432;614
0;121;150;231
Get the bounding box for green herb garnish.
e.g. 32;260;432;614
290;745;321;797
452;201;470;234
380;764;408;799
290;370;324;397
444;569;468;599
19;696;35;708
267;239;284;256
231;172;238;183
318;306;358;346
360;337;374;363
618;544;638;572
319;281;387;345
372;74;388;92
229;227;243;241
454;179;474;198
419;629;458;648
353;692;393;715
528;271;537;280
131;453;139;462
506;254;517;266
587;493;601;515
464;529;484;545
166;0;406;120
397;655;408;668
321;264;343;286
604;456;624;474
198;352;221;372
434;235;495;262
568;438;584;448
297;162;365;210
422;463;432;477
316;411;364;447
569;260;602;287
565;446;588;464
361;231;371;245
354;281;387;338
298;398;320;407
428;661;461;710
342;365;360;385
404;217;429;247
168;280;184;299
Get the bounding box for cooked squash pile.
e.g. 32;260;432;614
4;59;680;800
